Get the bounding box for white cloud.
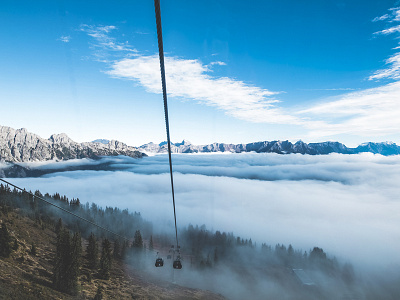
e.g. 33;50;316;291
373;7;400;24
299;81;400;138
372;14;390;22
293;7;400;140
208;61;226;66
108;56;301;124
371;7;400;80
11;153;400;270
58;35;71;43
79;20;400;142
369;53;400;80
80;24;137;60
374;24;400;35
391;7;400;21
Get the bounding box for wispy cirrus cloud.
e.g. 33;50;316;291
80;24;138;61
58;35;71;43
369;53;400;80
299;81;400;138
374;24;400;35
79;17;400;141
291;6;400;140
372;14;390;22
108;55;301;124
79;24;300;125
371;7;400;80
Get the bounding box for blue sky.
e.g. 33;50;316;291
1;0;400;147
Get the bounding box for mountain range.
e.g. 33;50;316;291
139;139;400;156
1;126;400;165
0;126;145;163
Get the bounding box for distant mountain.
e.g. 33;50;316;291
140;139;400;156
0;126;146;163
1;125;399;165
92;139;110;144
354;142;400;156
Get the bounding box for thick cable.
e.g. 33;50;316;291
0;178;129;242
154;0;179;249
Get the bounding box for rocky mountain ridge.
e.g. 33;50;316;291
0;126;145;163
139;140;400;156
2;125;399;164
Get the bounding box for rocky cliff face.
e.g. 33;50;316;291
139;139;400;156
0;126;145;162
139;139;354;155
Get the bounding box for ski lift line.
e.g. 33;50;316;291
154;0;179;249
0;178;129;242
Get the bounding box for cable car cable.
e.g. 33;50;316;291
0;178;130;242
154;0;179;250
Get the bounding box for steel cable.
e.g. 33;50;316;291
154;0;179;249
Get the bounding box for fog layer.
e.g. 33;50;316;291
6;153;400;270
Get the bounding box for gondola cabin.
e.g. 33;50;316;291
155;258;164;267
173;259;182;269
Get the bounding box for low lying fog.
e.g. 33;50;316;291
6;152;400;270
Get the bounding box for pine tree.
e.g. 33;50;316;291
99;239;112;280
149;235;154;251
87;232;98;269
133;230;143;249
120;240;129;260
55;218;63;235
113;239;120;259
213;247;219;265
53;228;81;295
68;232;82;295
0;223;12;257
53;228;71;292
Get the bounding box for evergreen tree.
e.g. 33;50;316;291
87;232;98;269
120;240;129;260
53;228;81;295
53;228;71;292
133;230;143;249
213;247;219;265
99;239;112;280
68;232;82;295
113;239;120;259
55;218;63;235
0;223;12;257
149;235;154;251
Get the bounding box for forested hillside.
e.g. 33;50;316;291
1;183;397;299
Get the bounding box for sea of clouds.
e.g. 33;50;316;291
5;152;400;270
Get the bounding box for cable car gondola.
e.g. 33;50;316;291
155;257;164;267
173;259;182;269
173;254;182;269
